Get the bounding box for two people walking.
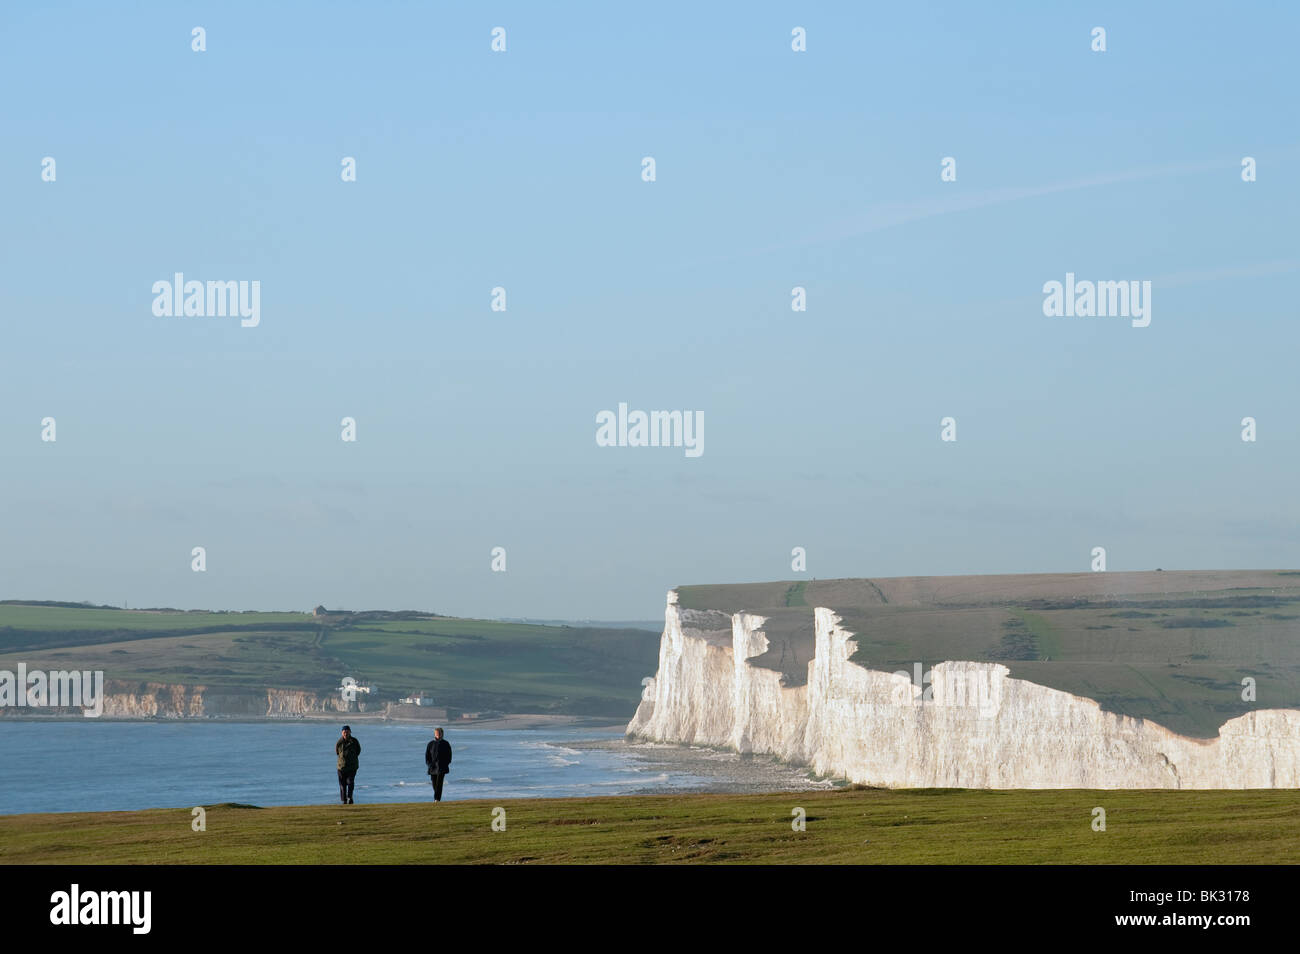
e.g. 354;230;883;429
332;725;452;803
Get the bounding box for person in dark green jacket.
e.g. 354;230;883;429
335;725;361;804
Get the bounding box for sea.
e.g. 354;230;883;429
2;721;712;815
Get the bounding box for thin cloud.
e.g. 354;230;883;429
682;148;1300;269
1150;259;1300;289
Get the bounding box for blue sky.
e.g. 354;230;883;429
2;1;1297;619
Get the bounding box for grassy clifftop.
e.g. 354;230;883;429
676;570;1300;738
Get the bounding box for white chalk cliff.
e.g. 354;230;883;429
626;591;1300;788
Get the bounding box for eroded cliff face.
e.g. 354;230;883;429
627;592;1300;788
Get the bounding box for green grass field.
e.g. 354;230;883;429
3;789;1298;864
0;604;660;716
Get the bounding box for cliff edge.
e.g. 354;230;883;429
627;572;1300;788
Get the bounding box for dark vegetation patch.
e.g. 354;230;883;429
987;619;1039;660
0;600;122;610
1169;674;1237;690
355;628;484;641
0;622;319;654
543;817;603;826
1004;597;1298;613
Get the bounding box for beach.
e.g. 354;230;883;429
571;737;841;794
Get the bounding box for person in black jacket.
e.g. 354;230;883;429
335;725;361;804
425;727;452;801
